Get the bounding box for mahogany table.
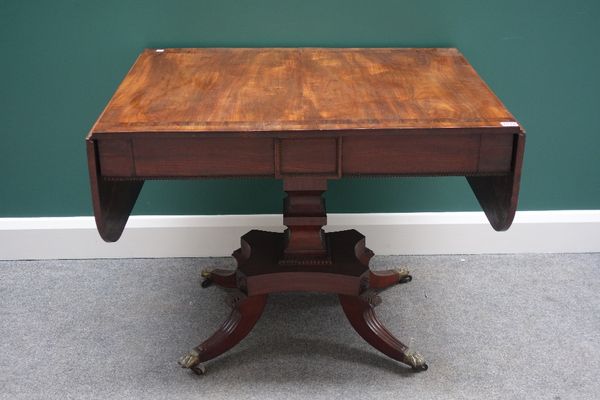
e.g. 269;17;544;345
86;48;525;374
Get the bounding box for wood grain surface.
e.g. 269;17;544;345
90;48;518;134
87;47;525;241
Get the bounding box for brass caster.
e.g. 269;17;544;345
201;268;212;279
412;363;428;372
178;350;206;375
396;268;412;284
190;364;206;375
201;268;213;288
403;351;428;372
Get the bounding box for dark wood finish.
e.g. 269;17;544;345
201;268;237;289
232;229;372;296
467;131;525;230
178;292;268;374
86;48;525;373
478;134;515;173
86;141;143;242
97;139;135;177
132;137;274;177
339;293;426;370
278;138;339;177
281;178;329;260
343;134;481;175
369;269;409;290
92;131;521;180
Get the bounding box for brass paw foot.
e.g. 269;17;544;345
368;268;413;291
396;268;412;284
201;268;213;288
178;350;206;375
403;351;428;371
200;267;238;289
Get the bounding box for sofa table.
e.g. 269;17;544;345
86;48;525;374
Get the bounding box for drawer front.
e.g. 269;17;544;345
343;134;482;175
97;137;275;178
133;137;274;177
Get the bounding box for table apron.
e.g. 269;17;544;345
94;132;515;180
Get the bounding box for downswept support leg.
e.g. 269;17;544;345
339;292;427;371
178;291;268;374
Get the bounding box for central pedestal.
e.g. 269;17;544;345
280;178;330;264
178;178;428;374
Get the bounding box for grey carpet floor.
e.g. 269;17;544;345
1;254;599;400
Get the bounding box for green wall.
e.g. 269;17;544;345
1;0;599;217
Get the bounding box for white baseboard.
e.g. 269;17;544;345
1;211;599;260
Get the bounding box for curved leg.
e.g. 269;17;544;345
369;268;412;290
339;292;427;371
179;291;268;374
201;268;237;289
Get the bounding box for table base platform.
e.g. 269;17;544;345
177;229;428;374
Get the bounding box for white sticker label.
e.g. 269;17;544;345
155;49;165;53
500;121;519;127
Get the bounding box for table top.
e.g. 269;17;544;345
86;47;525;242
90;48;519;135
